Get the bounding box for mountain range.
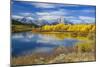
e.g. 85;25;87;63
12;16;95;27
12;17;74;26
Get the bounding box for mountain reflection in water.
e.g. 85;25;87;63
12;32;82;56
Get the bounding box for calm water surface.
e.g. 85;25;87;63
11;32;83;56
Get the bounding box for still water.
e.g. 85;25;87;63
11;32;83;56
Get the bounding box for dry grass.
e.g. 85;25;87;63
74;41;95;53
11;44;96;66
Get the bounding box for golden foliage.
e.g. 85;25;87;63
41;24;96;32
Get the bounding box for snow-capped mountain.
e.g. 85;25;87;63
12;15;76;26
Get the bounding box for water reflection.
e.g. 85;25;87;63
12;32;81;56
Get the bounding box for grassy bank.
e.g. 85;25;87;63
12;25;33;32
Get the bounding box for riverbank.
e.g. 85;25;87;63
12;25;33;33
11;42;95;66
12;24;96;33
11;51;95;66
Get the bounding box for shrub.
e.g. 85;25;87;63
74;42;94;52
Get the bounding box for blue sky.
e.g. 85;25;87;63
11;1;96;23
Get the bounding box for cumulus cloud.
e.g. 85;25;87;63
38;15;60;21
19;12;33;16
65;16;76;19
70;19;82;23
36;12;50;16
31;2;80;9
79;16;95;23
26;16;35;20
12;15;23;19
36;9;70;21
36;9;68;16
12;15;35;23
31;2;56;8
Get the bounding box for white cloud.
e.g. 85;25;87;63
31;3;56;8
79;16;95;23
51;10;67;16
59;4;80;8
16;12;36;20
36;9;70;21
38;15;60;21
62;16;82;23
36;9;67;16
36;12;50;16
65;16;76;19
81;10;95;13
27;16;34;20
31;2;81;9
20;12;33;16
70;19;82;23
12;14;35;21
12;15;23;19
